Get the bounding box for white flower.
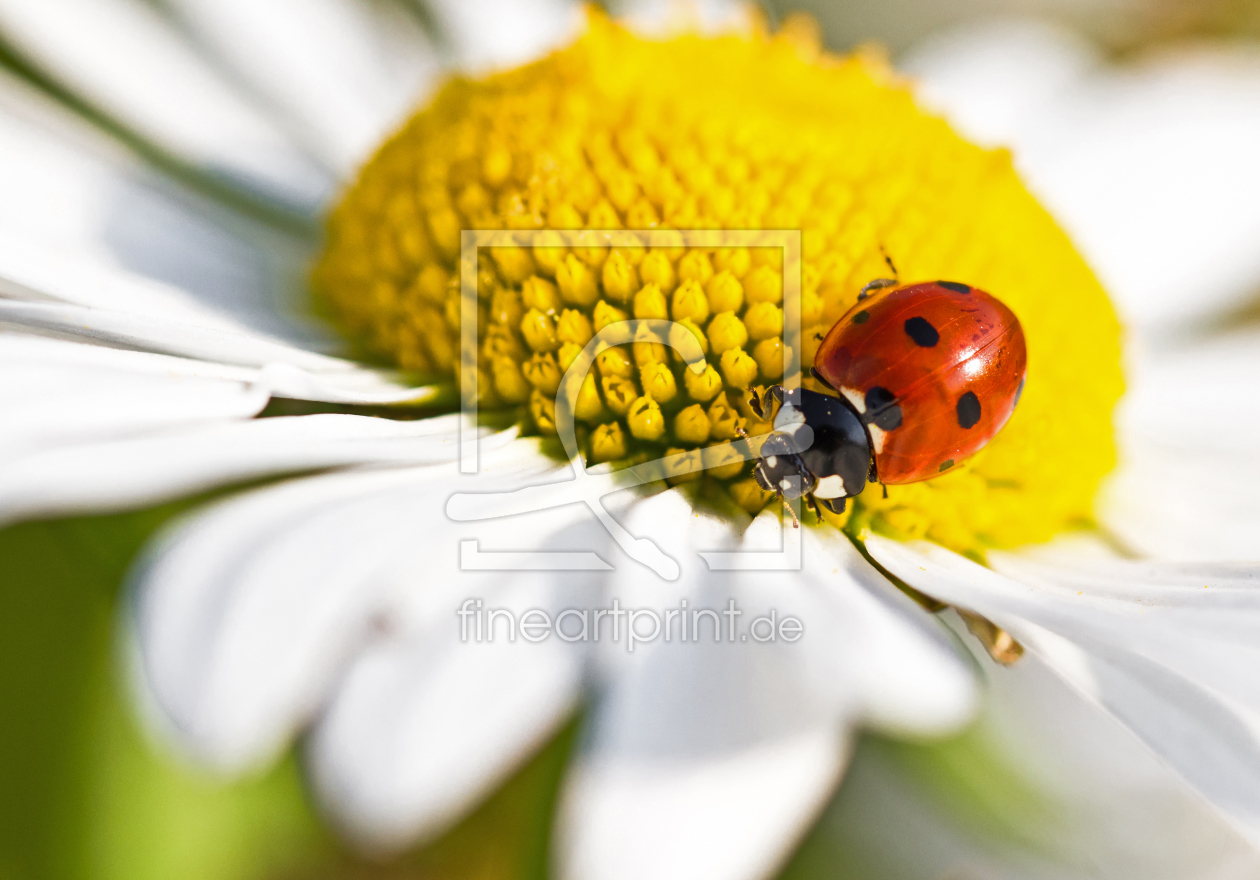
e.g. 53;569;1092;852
0;3;1259;877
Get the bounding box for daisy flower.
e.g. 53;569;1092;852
1;2;1259;878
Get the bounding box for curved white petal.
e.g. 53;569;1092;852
308;625;580;851
306;505;614;851
0;296;333;370
907;20;1260;330
866;533;1260;849
0;234;284;332
557;501;976;880
133;439;558;773
0;332;437;410
0;0;330;210
808;528;979;736
0;347;270;460
165;0;438;173
0;71;322;342
0;331;442;517
0;412;506;526
820;643;1260;880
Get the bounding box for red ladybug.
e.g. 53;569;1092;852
747;270;1027;516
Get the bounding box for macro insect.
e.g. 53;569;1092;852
747;256;1028;521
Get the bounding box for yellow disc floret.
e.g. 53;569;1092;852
315;12;1123;552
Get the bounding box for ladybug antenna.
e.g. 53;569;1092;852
859;247;900;300
781;497;800;529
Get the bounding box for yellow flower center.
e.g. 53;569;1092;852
314;12;1123;553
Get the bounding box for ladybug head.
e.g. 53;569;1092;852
750;387;872;514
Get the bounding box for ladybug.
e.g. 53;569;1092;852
747;262;1027;518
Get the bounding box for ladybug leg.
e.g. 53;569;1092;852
748;384;786;420
818;496;846;515
881;483;889;500
808;367;837;391
879;243;899;279
736;424;774;491
804;493;821;521
748;388;766;419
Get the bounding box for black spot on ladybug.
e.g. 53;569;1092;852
852;310;869;324
904;316;939;347
938;281;972;294
939;459;954;472
865;386;903;430
957;391;982;429
1014;376;1025;406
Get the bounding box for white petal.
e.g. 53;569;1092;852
0;0;330;210
807;528;979;736
0;331;434;405
309;628;579;850
0;347;269;460
0;411;504;526
0;72;324;342
557;502;975;880
306;506;611;850
866;533;1260;849
907;21;1260;331
163;0;438;173
0;233;324;343
822;641;1260;879
0;330;440;505
0;296;360;373
427;0;581;72
559;496;841;880
134;440;557;773
560;728;844;880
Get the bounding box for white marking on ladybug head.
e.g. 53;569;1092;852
775;403;806;430
765;455;779;468
839;386;865;413
868;423;887;454
813;474;847;498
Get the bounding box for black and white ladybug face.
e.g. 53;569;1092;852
752;388;873;504
753;430;816;500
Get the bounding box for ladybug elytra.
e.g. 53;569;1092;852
748;271;1028;518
